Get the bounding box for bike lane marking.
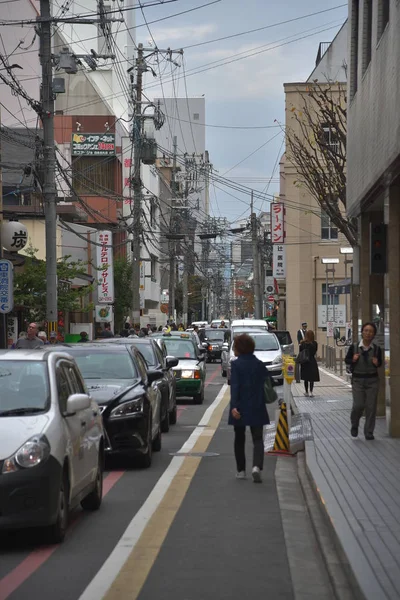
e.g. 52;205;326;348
79;383;229;600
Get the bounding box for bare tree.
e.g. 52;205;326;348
285;81;357;247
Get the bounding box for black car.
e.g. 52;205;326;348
62;344;164;468
98;338;178;432
203;328;230;362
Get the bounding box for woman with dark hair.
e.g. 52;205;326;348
229;334;271;483
345;322;382;440
299;329;320;397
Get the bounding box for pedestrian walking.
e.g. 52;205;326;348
120;323;130;337
38;331;49;345
78;331;89;343
345;322;382;441
297;322;308;345
99;323;114;338
299;330;320;397
229;333;270;483
49;332;58;345
14;323;44;349
11;331;27;349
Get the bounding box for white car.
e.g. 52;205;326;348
226;332;283;385
0;349;104;542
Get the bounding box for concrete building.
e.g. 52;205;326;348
282;23;349;344
347;0;398;435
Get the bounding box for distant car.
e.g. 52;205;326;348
61;344;164;468
273;330;294;356
230;319;269;333
151;333;207;404
0;349;104;542
210;319;230;329
203;328;230;362
226;332;283;385
96;337;178;432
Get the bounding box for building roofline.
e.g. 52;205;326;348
307;19;348;81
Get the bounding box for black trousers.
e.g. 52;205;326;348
304;381;314;393
234;426;264;472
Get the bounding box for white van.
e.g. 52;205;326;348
210;319;230;328
231;319;268;330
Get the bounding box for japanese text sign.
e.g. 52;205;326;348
72;133;115;156
0;260;14;314
273;244;286;279
96;231;114;304
271;202;285;244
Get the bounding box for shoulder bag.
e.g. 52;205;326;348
264;376;278;404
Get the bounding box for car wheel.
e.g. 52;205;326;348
152;426;162;452
169;404;177;425
221;368;227;377
193;388;204;404
81;450;103;511
161;402;170;433
47;469;69;544
140;415;153;468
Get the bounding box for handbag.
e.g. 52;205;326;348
298;347;310;365
264;376;278;404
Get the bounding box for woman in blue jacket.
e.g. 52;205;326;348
229;334;271;483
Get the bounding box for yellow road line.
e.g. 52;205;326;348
104;387;231;600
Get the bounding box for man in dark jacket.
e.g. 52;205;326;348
99;323;114;338
345;322;382;440
229;334;270;483
297;322;307;345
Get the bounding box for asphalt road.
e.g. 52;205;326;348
0;365;284;600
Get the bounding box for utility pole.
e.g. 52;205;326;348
182;178;189;327
39;0;58;336
168;136;178;322
131;43;144;327
251;191;262;319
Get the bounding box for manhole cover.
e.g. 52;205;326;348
169;451;220;457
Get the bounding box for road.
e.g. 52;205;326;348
0;365;334;600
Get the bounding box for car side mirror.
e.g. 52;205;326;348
166;356;179;369
202;342;208;349
199;347;207;354
148;370;164;384
66;393;91;415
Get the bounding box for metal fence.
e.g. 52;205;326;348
322;344;345;376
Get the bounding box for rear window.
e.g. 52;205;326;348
274;331;292;345
204;329;225;341
250;334;279;351
163;339;197;359
70;350;137;380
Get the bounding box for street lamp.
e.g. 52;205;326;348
340;247;353;332
321;258;339;348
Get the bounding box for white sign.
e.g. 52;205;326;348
96;231;114;304
327;321;334;337
140;289;145;309
95;305;112;322
140;261;145;291
122;136;133;216
265;276;274;295
318;304;346;327
273;245;286;278
0;260;13;313
2;221;28;252
7;316;17;348
161;289;169;303
271;202;285;244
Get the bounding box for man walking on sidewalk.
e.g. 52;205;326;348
297;322;308;346
345;322;382;440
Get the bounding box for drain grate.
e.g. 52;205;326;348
169;451;220;457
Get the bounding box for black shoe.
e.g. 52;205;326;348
351;426;358;437
365;433;375;441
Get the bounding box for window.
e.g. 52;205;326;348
350;0;359;98
72;157;115;195
378;0;390;39
67;365;86;394
321;124;339;153
193;113;199;120
362;0;373;74
321;211;338;240
322;283;339;306
151;255;157;282
57;364;71;414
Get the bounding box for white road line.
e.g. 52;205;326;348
319;366;352;388
79;384;228;600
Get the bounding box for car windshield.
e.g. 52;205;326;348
204;330;225;341
0;361;49;415
250;335;279;351
71;351;137;380
163;339;197;359
130;343;156;367
274;331;292;346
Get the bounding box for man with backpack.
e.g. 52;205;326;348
345;322;382;440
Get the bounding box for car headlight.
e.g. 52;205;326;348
181;370;194;378
110;398;143;419
2;435;51;474
272;355;283;365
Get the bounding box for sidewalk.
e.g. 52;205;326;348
292;369;400;600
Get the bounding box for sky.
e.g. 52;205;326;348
135;0;348;223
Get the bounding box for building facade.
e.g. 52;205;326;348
347;0;398;435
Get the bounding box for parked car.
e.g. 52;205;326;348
221;327;266;378
230;319;269;334
0;349;104;542
151;333;207;404
210;319;230;329
61;344;164;468
96;338;178;432
203;328;230;362
273;330;295;356
226;332;283;385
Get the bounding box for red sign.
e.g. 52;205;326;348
271;202;285;244
268;295;275;302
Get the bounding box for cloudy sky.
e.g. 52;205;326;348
136;0;347;222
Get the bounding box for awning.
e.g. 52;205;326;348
328;278;351;295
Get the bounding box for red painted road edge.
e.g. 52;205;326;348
0;367;223;599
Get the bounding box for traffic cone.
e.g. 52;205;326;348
268;402;294;457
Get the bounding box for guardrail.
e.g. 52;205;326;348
321;344;345;376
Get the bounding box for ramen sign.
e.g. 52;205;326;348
71;133;116;156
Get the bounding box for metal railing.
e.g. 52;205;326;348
322;344;344;376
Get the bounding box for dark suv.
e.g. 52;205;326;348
203;328;230;362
